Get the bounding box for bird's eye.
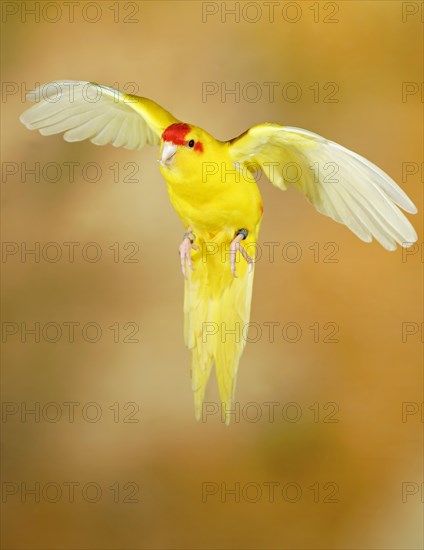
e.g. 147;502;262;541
188;139;195;148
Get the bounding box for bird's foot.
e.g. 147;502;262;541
178;226;199;278
230;229;253;278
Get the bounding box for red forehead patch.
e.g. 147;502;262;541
162;123;191;145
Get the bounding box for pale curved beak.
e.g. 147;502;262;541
160;141;178;166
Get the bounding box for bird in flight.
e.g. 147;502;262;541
20;81;418;424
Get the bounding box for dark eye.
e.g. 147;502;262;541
188;139;195;148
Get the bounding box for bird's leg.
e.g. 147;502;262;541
178;226;199;278
230;229;254;278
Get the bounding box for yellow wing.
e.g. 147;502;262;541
230;124;417;250
19;80;179;149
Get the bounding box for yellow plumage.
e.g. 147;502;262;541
159;127;263;423
183;228;257;423
19;81;418;423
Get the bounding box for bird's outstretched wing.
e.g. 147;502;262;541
229;124;417;250
19;80;179;149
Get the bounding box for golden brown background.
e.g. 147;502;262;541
1;1;423;548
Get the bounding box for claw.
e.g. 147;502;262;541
178;226;199;278
230;233;254;278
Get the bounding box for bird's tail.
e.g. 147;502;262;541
183;230;255;424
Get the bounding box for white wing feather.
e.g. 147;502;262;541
20;80;161;150
230;124;417;250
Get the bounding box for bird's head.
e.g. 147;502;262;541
159;122;206;170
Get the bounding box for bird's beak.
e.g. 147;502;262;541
160;141;178;166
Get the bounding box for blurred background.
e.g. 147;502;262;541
1;1;423;548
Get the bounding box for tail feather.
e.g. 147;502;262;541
192;353;214;421
184;232;255;424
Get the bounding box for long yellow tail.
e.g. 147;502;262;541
184;229;255;424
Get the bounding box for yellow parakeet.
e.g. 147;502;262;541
20;81;418;424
